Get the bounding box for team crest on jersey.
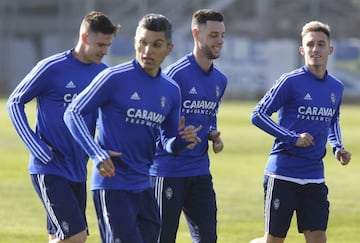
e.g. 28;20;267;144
273;198;280;210
62;221;69;233
330;92;336;105
216;85;220;97
165;187;173;200
161;96;166;109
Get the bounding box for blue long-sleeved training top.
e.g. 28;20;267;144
64;59;185;191
251;66;344;182
150;53;228;177
7;49;106;182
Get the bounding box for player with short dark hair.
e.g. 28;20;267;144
64;13;201;243
250;20;351;243
7;11;119;243
150;9;227;243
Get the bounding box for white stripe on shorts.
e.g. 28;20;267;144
264;176;275;233
99;189;113;243
37;174;65;239
153;177;164;217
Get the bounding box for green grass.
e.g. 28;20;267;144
1;99;359;243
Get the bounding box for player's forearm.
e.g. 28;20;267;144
64;108;108;166
251;110;298;145
7;102;52;163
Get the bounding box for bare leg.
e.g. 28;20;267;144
304;230;326;243
48;230;87;243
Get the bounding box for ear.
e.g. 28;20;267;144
192;28;199;40
167;43;174;56
329;46;334;55
299;46;305;56
81;33;88;43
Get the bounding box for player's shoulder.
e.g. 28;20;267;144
108;60;134;73
275;67;305;87
98;60;136;81
160;72;180;91
284;67;305;79
37;50;69;67
327;73;344;88
164;54;192;77
26;50;72;78
212;64;228;81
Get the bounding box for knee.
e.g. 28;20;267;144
304;230;326;243
63;230;87;243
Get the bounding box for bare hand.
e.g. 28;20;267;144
98;150;121;177
209;130;224;153
295;132;314;147
336;148;351;166
178;116;202;149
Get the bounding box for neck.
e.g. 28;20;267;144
72;44;90;64
307;65;326;79
193;48;212;72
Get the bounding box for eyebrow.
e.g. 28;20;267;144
139;37;166;42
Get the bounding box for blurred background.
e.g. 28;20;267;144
2;0;360;101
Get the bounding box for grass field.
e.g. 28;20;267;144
0;99;359;242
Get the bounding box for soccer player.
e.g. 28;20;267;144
150;9;227;243
64;13;201;243
250;20;351;243
7;11;119;243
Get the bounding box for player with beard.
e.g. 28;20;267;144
150;9;227;243
64;13;201;243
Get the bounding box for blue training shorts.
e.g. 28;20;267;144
263;175;329;238
92;188;160;243
151;175;217;243
31;174;87;240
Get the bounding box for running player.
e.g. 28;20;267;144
7;11;119;243
250;20;351;243
64;13;201;243
150;9;227;243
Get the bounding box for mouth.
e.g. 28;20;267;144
311;53;321;58
142;56;154;64
94;55;104;62
213;46;222;52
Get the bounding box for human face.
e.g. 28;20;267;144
196;20;225;60
299;31;333;70
82;32;114;64
135;27;173;77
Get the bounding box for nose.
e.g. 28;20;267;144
144;44;151;53
217;36;224;45
312;44;320;51
102;46;109;56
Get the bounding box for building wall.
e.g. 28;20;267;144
2;0;360;100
